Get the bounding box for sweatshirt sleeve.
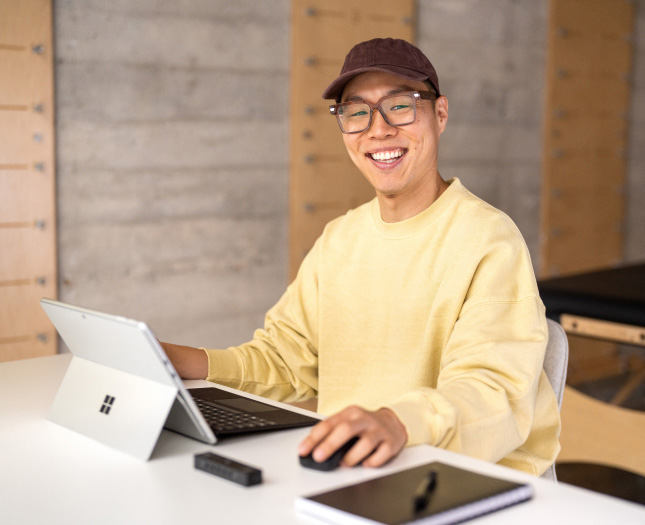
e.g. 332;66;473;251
389;296;548;463
388;222;550;465
202;240;321;403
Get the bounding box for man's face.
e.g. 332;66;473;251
340;71;447;206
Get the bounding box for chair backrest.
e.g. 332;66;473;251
541;319;569;482
544;319;569;409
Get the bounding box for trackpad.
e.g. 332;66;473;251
218;397;277;413
189;387;278;414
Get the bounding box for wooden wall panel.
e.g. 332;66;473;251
540;0;635;277
289;0;415;279
0;0;57;362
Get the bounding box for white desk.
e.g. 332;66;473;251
1;354;644;524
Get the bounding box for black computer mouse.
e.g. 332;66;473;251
299;437;359;471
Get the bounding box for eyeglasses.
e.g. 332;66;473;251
329;91;436;134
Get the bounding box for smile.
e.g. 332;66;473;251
368;148;405;163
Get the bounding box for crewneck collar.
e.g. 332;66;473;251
371;178;462;239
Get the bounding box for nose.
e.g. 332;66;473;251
368;108;396;138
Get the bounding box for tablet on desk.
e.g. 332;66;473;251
41;298;319;461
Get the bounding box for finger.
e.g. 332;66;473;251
340;424;394;467
310;422;360;462
340;436;376;467
299;408;366;461
344;408;407;467
361;439;402;468
332;410;385;466
297;419;331;456
298;416;350;458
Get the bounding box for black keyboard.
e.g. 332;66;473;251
193;397;277;434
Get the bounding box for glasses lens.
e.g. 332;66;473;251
336;102;371;133
334;94;419;133
380;94;416;126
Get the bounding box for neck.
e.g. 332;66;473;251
377;175;449;223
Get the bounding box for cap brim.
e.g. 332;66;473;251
322;65;430;100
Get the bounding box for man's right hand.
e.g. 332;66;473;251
159;342;208;379
297;405;408;468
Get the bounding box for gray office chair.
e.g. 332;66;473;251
541;318;569;481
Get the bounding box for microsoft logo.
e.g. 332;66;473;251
100;395;116;415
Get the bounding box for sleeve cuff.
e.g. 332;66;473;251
388;391;457;448
202;347;245;387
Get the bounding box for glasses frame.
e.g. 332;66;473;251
329;90;436;134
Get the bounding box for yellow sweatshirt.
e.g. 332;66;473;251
204;179;560;475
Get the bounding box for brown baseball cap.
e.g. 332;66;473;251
322;38;441;101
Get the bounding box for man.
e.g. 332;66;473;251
163;38;560;475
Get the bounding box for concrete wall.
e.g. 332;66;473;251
53;0;645;350
417;0;548;261
54;0;291;347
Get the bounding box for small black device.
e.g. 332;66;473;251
194;452;262;486
299;437;359;471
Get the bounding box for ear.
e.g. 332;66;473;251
435;96;448;133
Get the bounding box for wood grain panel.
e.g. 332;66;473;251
0;172;55;223
546;155;625;189
548;189;624;227
289;0;415;279
0;334;56;362
0;283;55;336
550;0;634;35
546;225;624;275
0;228;55;277
540;0;634;277
0;0;57;362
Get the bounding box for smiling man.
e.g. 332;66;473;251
333;70;448;222
162;38;560;476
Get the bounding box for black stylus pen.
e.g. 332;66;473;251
413;470;438;512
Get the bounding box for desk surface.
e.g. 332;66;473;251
538;262;645;326
2;354;644;524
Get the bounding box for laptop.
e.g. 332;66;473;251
41;298;320;461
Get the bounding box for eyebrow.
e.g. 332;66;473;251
342;87;417;103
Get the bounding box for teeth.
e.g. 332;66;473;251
371;149;403;162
